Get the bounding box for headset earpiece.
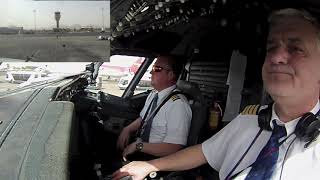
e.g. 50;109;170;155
305;120;320;144
295;113;315;141
258;104;320;144
295;112;320;143
258;105;273;131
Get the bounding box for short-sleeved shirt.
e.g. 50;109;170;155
139;85;192;145
202;101;320;180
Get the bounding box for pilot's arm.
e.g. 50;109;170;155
113;144;207;180
117;92;155;150
117;117;143;150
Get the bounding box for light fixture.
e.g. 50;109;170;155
125;14;132;21
141;6;149;12
129;11;134;17
132;3;137;9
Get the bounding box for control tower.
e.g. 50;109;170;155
54;12;61;29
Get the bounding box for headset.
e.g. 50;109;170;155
258;104;320;147
226;104;320;179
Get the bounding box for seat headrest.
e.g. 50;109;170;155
177;80;204;102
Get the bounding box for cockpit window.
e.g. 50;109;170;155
98;55;154;96
0;62;88;92
0;0;110;62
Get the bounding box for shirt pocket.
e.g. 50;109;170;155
150;120;167;142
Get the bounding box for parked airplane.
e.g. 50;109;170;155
3;62;86;88
99;56;146;81
117;57;153;90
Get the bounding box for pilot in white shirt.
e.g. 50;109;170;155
140;85;192;145
202;102;320;180
117;55;192;159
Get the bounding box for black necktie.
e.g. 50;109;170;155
140;93;158;142
245;121;287;180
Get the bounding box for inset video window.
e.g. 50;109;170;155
0;0;110;62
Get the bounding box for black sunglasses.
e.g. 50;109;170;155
152;66;172;72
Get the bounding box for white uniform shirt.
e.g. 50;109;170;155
139;85;192;145
202;101;320;180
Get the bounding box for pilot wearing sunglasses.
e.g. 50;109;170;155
117;55;192;162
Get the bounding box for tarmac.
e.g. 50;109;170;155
0;33;110;62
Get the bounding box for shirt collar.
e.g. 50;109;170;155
155;85;176;103
270;100;320;135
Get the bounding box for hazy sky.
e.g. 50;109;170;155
0;0;110;30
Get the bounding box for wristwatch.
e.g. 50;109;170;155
136;142;144;152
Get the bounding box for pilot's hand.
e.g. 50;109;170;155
117;127;131;150
112;161;157;180
122;142;137;160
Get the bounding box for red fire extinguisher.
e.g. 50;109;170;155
209;102;223;130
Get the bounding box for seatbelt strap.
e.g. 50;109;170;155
138;90;187;142
141;93;157;121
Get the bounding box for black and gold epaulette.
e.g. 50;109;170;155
170;94;180;101
241;104;260;115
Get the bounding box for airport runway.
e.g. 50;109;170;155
0;33;110;62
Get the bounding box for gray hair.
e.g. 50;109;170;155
268;8;320;45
